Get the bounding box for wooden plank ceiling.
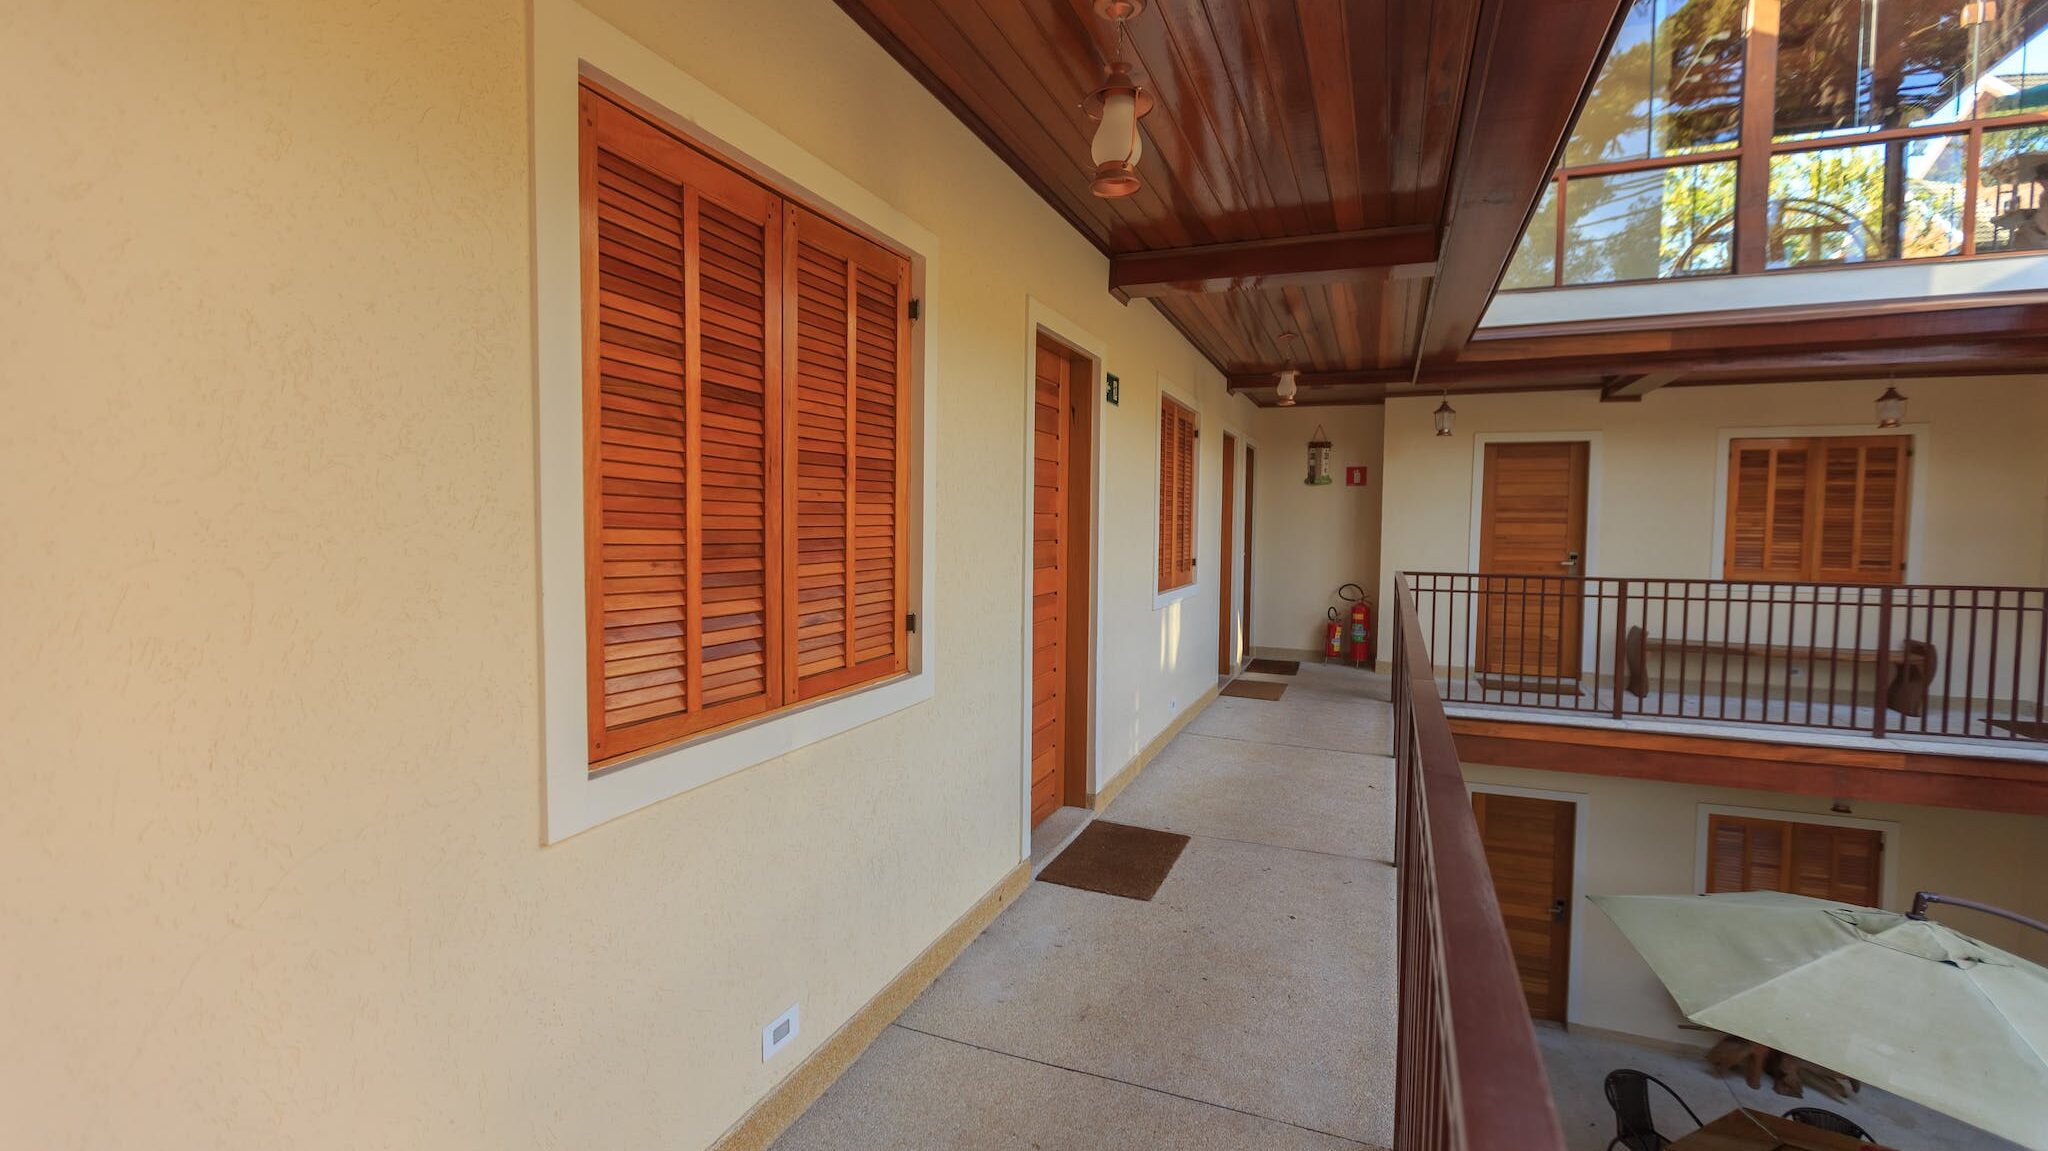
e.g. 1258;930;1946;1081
835;0;1629;406
839;0;2048;405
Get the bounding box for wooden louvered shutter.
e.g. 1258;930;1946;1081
581;86;784;764
1157;396;1197;593
1707;815;1785;894
785;207;910;701
1788;822;1882;904
1706;815;1881;905
1724;439;1810;581
1812;437;1909;585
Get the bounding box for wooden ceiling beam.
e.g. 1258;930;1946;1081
1411;0;1632;367
1599;371;1680;402
1109;226;1438;299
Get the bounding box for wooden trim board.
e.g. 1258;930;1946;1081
1090;682;1222;813
706;860;1031;1151
1449;716;2048;816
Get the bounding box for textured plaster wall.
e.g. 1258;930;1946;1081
1247;405;1387;656
0;0;1253;1147
1461;765;2048;1046
1378;376;2048;602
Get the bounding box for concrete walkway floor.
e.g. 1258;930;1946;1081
771;663;1399;1151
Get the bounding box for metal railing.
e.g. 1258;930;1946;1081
1392;575;1566;1151
1405;572;2048;744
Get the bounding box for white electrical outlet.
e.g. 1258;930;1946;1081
762;1004;800;1062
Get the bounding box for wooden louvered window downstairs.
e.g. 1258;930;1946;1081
581;83;911;767
1157;395;1198;594
1724;436;1910;585
1705;814;1882;907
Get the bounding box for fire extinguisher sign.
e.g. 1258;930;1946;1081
1345;466;1368;487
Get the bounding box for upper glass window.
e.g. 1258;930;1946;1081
1504;0;2048;289
1776;0;2048;138
1565;0;1748;165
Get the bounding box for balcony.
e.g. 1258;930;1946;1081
1403;572;2048;814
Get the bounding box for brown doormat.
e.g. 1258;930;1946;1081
1037;820;1190;901
1246;658;1300;676
1221;678;1287;701
1990;718;2048;741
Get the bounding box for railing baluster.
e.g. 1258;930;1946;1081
1873;586;1894;740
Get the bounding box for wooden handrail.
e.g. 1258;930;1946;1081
1392;575;1566;1151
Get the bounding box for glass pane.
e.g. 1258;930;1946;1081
1564;0;1746;166
1979;123;2048;251
1502;181;1560;289
1766;136;1966;266
1562;161;1737;283
1776;0;2048;138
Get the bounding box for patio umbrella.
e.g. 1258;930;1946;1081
1589;890;2048;1150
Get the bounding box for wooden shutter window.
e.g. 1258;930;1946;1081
1813;438;1909;584
582;83;912;768
1724;440;1810;581
582;88;785;765
1724;435;1908;584
1157;396;1197;593
785;208;910;702
1705;814;1881;906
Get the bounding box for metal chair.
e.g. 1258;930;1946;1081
1785;1107;1875;1141
1603;1069;1703;1151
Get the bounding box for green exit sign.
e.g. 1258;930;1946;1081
1105;373;1120;406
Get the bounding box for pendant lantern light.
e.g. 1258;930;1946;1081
1875;384;1908;429
1433;397;1457;437
1084;1;1153;199
1275;331;1300;407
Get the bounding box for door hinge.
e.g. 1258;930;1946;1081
907;297;922;321
905;611;918;634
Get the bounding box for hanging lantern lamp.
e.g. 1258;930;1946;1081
1275;331;1300;407
1084;1;1152;198
1875;385;1907;429
1433;397;1457;437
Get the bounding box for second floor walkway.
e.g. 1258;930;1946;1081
770;663;1398;1149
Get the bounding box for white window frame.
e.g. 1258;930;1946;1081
532;0;939;842
1153;376;1202;609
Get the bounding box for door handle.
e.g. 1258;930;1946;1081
1560;551;1581;576
1549;899;1568;922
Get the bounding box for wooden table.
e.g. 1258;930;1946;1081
1666;1108;1896;1151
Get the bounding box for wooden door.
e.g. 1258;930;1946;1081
1218;433;1237;675
1242;445;1255;654
1031;334;1082;828
1478;441;1589;679
1472;792;1576;1022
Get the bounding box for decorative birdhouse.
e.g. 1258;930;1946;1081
1306;429;1333;486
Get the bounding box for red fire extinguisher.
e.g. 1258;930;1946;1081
1339;583;1373;667
1325;607;1343;659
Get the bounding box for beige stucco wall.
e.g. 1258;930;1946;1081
0;1;1256;1147
1462;764;2048;1047
1378;376;2048;608
1248;404;1387;657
